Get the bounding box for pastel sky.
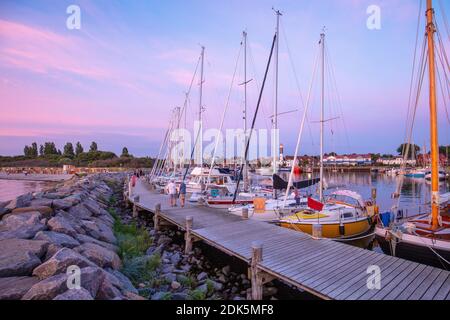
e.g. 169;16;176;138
0;0;449;157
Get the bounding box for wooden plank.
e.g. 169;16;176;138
382;263;428;300
301;249;377;288
362;260;421;300
407;267;443;300
330;255;398;299
282;244;359;280
420;273;450;300
391;265;435;300
345;259;409;300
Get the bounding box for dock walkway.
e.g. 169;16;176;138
126;180;450;300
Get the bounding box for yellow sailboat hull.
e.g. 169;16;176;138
280;218;371;239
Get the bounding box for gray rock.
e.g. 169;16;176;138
171;281;181;290
96;276;124;300
75;233;118;253
0;207;10;218
47;216;77;237
0;212;46;240
170;252;181;265
52;199;73;210
34;231;80;249
74;243;121;269
171;292;188;300
151;291;171;300
0;239;49;277
5;193;32;210
30;198;53;208
12;206;53;218
222;265;231;276
197;272;208;281
32;247;96;280
81;219;116;244
163;273;177;283
53;288;93;300
68;204;93;220
78;266;105;297
22;273;68;300
0;276;40;300
107;269;138;294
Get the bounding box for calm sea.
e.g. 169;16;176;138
0;179;57;202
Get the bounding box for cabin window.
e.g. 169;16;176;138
342;212;353;219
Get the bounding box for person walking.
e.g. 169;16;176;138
179;181;187;208
166;180;177;207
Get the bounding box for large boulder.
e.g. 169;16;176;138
0;239;49;277
12;206;53;218
47;216;78;237
30;198;53;208
68;204;93;220
0;276;40;300
107;269;138;294
32;248;96;280
75;233;119;253
74;243;121;270
53;287;93;300
34;231;80;249
5;193;32;211
81;219;116;244
52;199;73;210
83;198;109;217
22;273;68;300
77;266;105;297
0;211;46;240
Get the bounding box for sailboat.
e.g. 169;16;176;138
278;31;377;239
375;0;450;268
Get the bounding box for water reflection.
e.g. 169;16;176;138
0;179;56;202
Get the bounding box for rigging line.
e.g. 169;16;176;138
247;38;272;131
232;33;278;203
180;55;202;132
208;39;243;181
403;0;424;159
435;26;450;80
282;43;321;209
324;44;350;150
438;0;450;41
394;38;428;210
436;64;450;124
280;19;315;148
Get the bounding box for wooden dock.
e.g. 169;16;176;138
126;180;450;300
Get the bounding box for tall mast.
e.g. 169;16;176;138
243;31;249;191
198;46;205;168
426;0;440;229
273;9;282;174
319;31;325;202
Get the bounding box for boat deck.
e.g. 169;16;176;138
127;179;450;300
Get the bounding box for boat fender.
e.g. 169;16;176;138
396;210;403;220
339;224;345;236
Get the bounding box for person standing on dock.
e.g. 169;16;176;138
166;180;177;207
179;181;187;208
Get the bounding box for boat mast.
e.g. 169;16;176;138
243;31;249;191
198;46;205;169
425;0;440;229
273;9;282;174
319;31;325;202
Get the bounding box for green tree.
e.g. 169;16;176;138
39;144;44;156
89;141;98;152
63;142;75;159
75;142;84;156
121;147;130;157
31;142;38;158
23;145;31;157
397;143;420;159
44;142;58;156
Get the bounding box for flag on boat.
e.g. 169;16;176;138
307;197;324;211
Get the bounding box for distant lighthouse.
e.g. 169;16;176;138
279;144;284;162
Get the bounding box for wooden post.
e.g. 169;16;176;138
250;241;263;300
132;195;140;218
128;181;133;197
185;216;193;254
154;203;161;231
242;207;249;219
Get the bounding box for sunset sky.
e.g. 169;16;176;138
0;0;449;157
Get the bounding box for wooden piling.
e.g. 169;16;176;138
185;215;193;254
250;241;263;300
242;207;249;219
154;203;161;231
132;195;140;218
